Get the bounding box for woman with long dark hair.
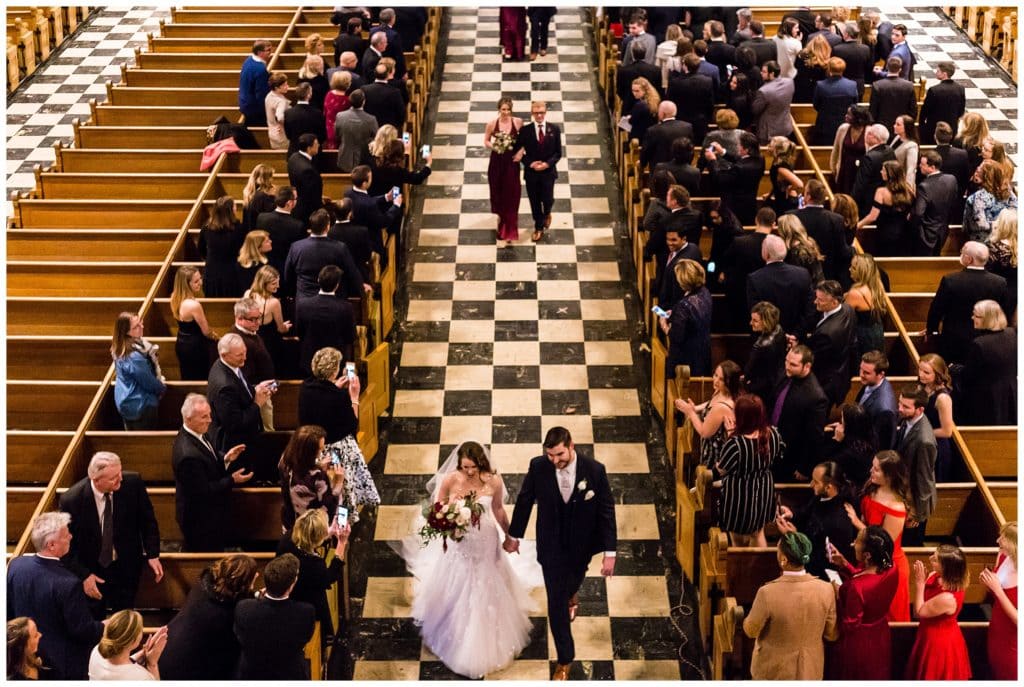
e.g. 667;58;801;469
743;301;787;403
826;403;877;486
675;361;741;472
830;104;872;196
278;424;344;531
856;159;914;256
199;195;246;298
918;354;956;482
7;617;51;680
111;311;165;430
726;70;756;130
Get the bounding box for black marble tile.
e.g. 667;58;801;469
418;661;468;680
451;300;495;320
387;417;442;444
493;320;538;341
515;618;550;660
565;660;615;680
495;244;536;262
16;93;50;103
374;474;435;506
420;212;463;228
447;342;494;366
587;364;640;388
539;341;585;365
535;227;575;244
457;229;497;245
610;617;682;660
987;119;1017;131
399;321;450;342
540;389;590;415
491;415;542;443
493;365;540;387
463;171;489;185
592;416;649;443
576;245;620;263
538;300;582;319
579;281;626;299
575;575;610;617
394;365;447;390
495;280;537;299
607;474;668;505
410;246;458;263
443;390;492;415
528;62;561;72
5;148;32;160
6;114;31;125
350;618;423;660
460;198;492;214
537;262;579;280
573;212;613;227
455;263;496;280
583;321;631;341
425;158;466;172
408;282;454;300
608;540;675;576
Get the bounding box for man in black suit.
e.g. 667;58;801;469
747;234;816;334
362;62;406;131
666;54;714;143
616;42;662;110
795;280;857;408
255;186;307;273
738;21;777;65
934;122;971;225
361;30;386;79
328;197;374;282
895;386;938;547
912;150;958;256
855;350;899;450
656;226;703;310
234;553;316;679
770;345;829;480
295;265;357;374
640;101;693;171
515;100;562;243
7;512;105;679
919;62;966;145
172;393;252;552
527;6;557;59
59;451;162;618
873;15;894;63
721;207;774;331
705;130;764;226
868;57;917;133
345;164;402;258
852;123;895;216
332;18;366;67
328;51;365;92
703;20;736;85
283;83;326;156
283;208;368;304
832;22;873;98
807;14;842;48
288;133;324;224
789;179;851;282
926;240;1009;364
506;427;617;680
368;8;406;80
653;137;701;196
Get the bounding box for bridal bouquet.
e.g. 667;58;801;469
419;492;485;551
491;131;516;154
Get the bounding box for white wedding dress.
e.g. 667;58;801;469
397;493;544;678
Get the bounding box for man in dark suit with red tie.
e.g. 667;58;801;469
172;393;252;552
515;100;562;243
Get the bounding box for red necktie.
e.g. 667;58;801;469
538;125;545;145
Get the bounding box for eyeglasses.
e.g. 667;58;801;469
241;315;261;322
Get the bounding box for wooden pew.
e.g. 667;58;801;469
875;257;960;292
958;427;1018;479
11;198;197;229
72;123;272;150
7;229;178;261
135;552;273;609
7;380;102;431
53;145;288;174
7;262;164;297
8;297;145;336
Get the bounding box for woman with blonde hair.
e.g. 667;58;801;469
235;229;271;292
659;259;713;378
241;163;277;230
111;311;165;429
776;214;825;284
964;299;1017;425
980;521;1018;679
955;111;990;172
626;77;660;143
965;159;1018;243
766;136;803;215
367;123;400;161
794;34;832;102
88;610;167;680
323;70;352;149
986;208;1017;314
171;265;217;380
304;32;324;58
656;24;685;87
298;54;328;110
857;159;914;255
265;71;291;150
244;264;291;374
845;253;887;356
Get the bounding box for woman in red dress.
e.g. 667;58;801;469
827;525;900;679
845;450;912;621
980;521;1017;680
906;544;972;680
498;8;527;61
485;97;523;247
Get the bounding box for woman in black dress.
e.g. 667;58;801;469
199;195;246;298
830;105;872;196
368;138;432;196
825;403;877;487
766;136;804;216
856;160;914;256
744;301;787;404
963;300;1017;426
793;34;831;103
726;71;756;131
659;259;713;378
917;353;956;482
241;163;277;231
158;555;258;680
776;214;825;284
171;265;218;380
626;77;659;144
244;265;292;376
235;229;271;294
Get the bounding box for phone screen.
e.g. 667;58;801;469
392;186;401;198
422;144;431;156
346;362;356;380
707;261;716;272
336;506;349;528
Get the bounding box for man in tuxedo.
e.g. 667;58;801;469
288;133;324;224
368;8;406;80
255;186;306;273
666;54;714;143
738;21;777;65
527;6;556;59
770;345;829;480
640;101;693;171
284;83;326;156
795;280;857;409
295;265;357;374
855;350;898;449
238;40;273;126
751;60;794;144
345;164;402;259
703;20;736;85
912;151;958;255
895;386;937;547
332;20;366;68
852;123;895;216
515;100;562;243
721;207;774;331
283;208;368;304
919;62;966;145
789;180;851;282
506;427;617;680
747;235;816;335
328;197;374;281
173;393;252;552
653;137;700;196
705;130;764;226
926;241;1009;364
7;512;105;679
832;22;872;98
361;30;386;79
362;62;406;131
934;122;971;224
233;553;316;679
59;451;162;618
656;227;703;310
616;42;662;110
868;57;917;133
335;89;378;173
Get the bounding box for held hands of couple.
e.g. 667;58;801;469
502;536;520;554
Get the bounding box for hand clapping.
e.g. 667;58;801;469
912;559;927;586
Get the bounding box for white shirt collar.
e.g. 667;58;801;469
352;187;368;195
182;424;209;445
820;304;843;321
220;359;243;375
317;289;336;296
299;151;312;160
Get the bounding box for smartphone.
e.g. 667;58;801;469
706;261;716;273
651;305;669;318
336;505;349;529
825;568;843;586
825;536;834;555
331;450;341;469
422;144;431;156
798;195;806;209
402;132;410;144
345;361;356;380
392;185;401;198
267;380;279;392
774;491;784;517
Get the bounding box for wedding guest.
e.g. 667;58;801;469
171;266;217;381
297;55;329;111
617;42;662;108
856;160;913;256
298;347;361;453
964;159;1017;243
986;208;1017;317
627;78;660;144
111;312;165;430
725;72;756;130
895;385;938;547
674;361;740;471
917;354;956;481
964;299;1017;426
980;521;1018;680
653;138;700;196
789;180;848;282
830;106;872;196
278;425;344;531
906;545;972;680
830;194;860;287
6;617;52;680
766;137;803;216
659;259;713;377
235;229;271;293
919;61;966;144
368;138;432;199
243;265;291;375
981;136;1015;181
265;72;291;151
242;164;277;231
934;122;971;224
87;610;166;680
199;196;246;298
954;111;989;173
776;214;824;285
743;531;838;679
747;235;817;336
811;57;858;145
239;41;273;126
852;124;896;217
323;71;352;149
720;208;772;329
705;130;764;225
793;34;831;103
643;170;673;234
743;301;787;403
891;114;920;189
773;18;802;79
826;403;877;486
845;253;886;356
733;46;762;89
751;60;794;144
701;109;742;164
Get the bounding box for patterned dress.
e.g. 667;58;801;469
717;427;784;535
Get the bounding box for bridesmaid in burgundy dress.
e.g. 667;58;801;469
827;525;900;679
980;521;1018;680
485;97;523;247
906;545;972;680
499;8;527;60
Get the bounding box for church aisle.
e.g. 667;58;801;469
347;7;688;681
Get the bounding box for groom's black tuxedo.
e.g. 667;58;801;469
515;121;562;233
508;452;616;665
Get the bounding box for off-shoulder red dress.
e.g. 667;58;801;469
860;495;910;621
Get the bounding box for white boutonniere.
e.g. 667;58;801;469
577;479;587;491
584;490;595;501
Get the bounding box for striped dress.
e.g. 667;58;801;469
718;427;784;535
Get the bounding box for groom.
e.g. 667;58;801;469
505;427;617;680
515;100;562;243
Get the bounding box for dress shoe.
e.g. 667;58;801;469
553;663;571;680
540;49;547;57
529;52;538;61
532;230;544;242
568;594;580;622
544;213;552;229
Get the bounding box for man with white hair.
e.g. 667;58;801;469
7;512;105;679
851;123;895;216
926;240;1010;364
173;393;252;551
747;234;817;334
58;451;162;619
361;29;386;79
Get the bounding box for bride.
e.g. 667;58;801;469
396;440;542;678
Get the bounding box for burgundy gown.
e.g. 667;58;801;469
499;8;527;59
905;573;972;680
828;564;899;679
987;553;1018;680
488;119;521;241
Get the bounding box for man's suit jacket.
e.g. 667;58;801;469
805;304;857;407
640;119;693;169
59;472;160;584
294;293;357;374
926;267;1009;363
913;172;958;252
344;187;400;256
234;596;316;679
889;40;914;80
657;242;703;309
361;81;405;130
236;325;275;382
812;76;859;145
722;231;768;320
172;428;236;551
697;59;722;96
616;60;663;110
964;328;1018;426
896;416;937;522
620;32;657;66
368;24;406;79
283;235;364;300
328;219;373;280
516;121;562;179
919;79;966;144
6;556;104;680
255;209;307;274
856;377;898;449
747;261;816;334
705;41;736;83
738;36;777;65
334;107;378;172
789;206;850;281
666;72;715;141
875;21;894;62
771;372;829;479
508;453;617;570
207;359;263;453
832;40;873;96
332;34;367;66
652;161;701;196
287;151;323;224
283;103;327;155
936;144;971;224
852;144;896;216
751;77;794;144
708;152;765;225
360;46;382;79
868;75;917;132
